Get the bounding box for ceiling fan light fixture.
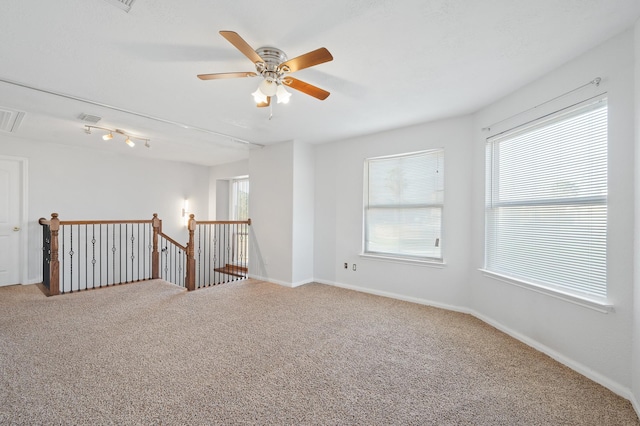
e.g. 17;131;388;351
259;78;278;96
276;84;291;104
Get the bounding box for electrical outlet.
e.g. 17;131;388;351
352;264;357;271
344;262;348;269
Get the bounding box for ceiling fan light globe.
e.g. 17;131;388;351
276;84;291;104
259;79;278;96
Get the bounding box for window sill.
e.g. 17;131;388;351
359;253;446;268
479;269;614;314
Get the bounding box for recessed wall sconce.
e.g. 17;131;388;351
84;125;150;148
182;199;190;226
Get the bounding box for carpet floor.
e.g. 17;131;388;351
0;279;638;425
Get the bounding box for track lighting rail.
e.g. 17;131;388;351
84;125;150;148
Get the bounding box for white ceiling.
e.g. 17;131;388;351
1;0;638;166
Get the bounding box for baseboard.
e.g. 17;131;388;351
247;274;311;288
631;393;640;420
315;279;470;314
468;309;631;400
318;278;633;401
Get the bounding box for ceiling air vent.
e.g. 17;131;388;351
0;108;25;133
78;113;102;124
102;0;136;12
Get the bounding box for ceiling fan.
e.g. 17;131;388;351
197;31;333;107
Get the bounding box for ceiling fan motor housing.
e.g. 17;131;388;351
255;47;288;81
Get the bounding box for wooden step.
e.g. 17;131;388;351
214;264;248;278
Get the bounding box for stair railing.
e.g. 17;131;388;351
39;213;251;296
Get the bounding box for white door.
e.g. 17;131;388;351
0;159;22;286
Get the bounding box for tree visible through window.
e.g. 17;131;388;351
364;149;444;261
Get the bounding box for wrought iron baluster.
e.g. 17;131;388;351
197;226;201;289
212;225;218;286
163;240;169;281
112;224;117;286
69;225;75;292
137;224;141;281
105;225;109;287
91;225;96;289
147;224;152;279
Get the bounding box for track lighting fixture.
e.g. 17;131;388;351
84;125;150;148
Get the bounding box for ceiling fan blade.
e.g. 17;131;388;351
256;96;271;108
219;30;264;64
279;48;333;73
284;77;330;100
197;72;257;80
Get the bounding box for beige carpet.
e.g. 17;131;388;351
0;279;638;425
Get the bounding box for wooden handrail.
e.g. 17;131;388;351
40;218;153;225
59;219;153;225
196;219;251;225
158;232;187;251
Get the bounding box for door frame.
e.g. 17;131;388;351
0;155;28;285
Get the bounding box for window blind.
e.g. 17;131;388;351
485;98;607;298
365;149;444;260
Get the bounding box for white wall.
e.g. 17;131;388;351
632;18;640;412
208;158;249;220
215;180;230;220
291;141;314;285
314;115;473;309
471;29;636;396
0;135;210;284
248;141;294;285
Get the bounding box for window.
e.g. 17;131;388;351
364;149;444;261
230;177;249;221
485;97;607;299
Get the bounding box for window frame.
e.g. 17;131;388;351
229;176;249;221
362;149;445;263
483;95;610;310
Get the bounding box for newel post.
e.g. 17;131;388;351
151;213;161;279
49;213;60;296
185;214;196;291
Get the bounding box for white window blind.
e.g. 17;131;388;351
364;149;444;260
485;97;608;298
